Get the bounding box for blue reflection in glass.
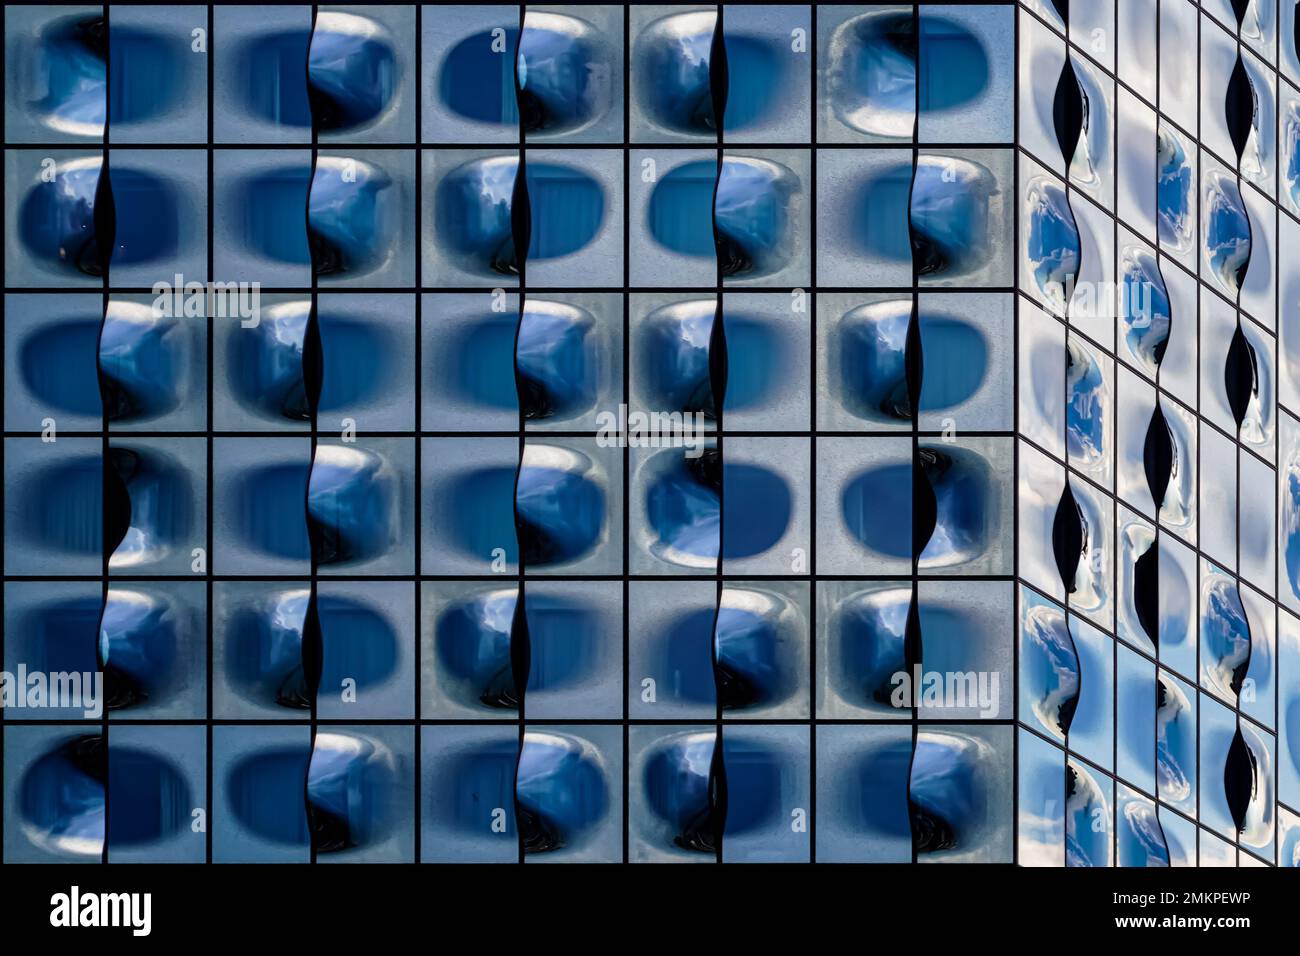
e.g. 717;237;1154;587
638;299;715;416
226;590;311;709
1286;449;1300;602
643;157;794;274
1066;340;1106;468
109;446;194;569
1156;675;1195;810
1158;538;1194;656
437;158;608;268
1282;818;1300;867
1285;102;1300;211
918;16;989;111
723;315;781;412
29;13;103;133
307;445;399;566
919;318;987;411
839;302;989;423
1204;171;1252;294
30;15;106;136
18;157;104;276
230;301;310;421
838;300;911;422
1120;247;1171;373
19;736;105;857
99;589;181;710
643;731;716;852
1065;761;1110;866
827;12;990;138
834;588;909;712
645;449;720;567
634;11;716;134
1201;574;1251;702
851;164;913;261
827;11;915;138
1025;177;1079;312
307;732;399;852
307;12;398;132
518;12;611;135
714;595;794;711
308;157;399;278
715;156;797;278
640;303;798;420
436;589;520;710
649;153;811;280
1116;792;1170;867
1157;128;1194;252
516;731;609;853
850;156;995;276
516;447;605;566
919;447;991;566
516;301;597;423
99;302;188;422
434;156;518;277
27;15;103;136
909;157;996;277
1118;651;1157;788
1020;599;1079;740
909;731;991;856
435;588;602;708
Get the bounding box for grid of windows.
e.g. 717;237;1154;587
0;1;1296;867
1015;0;1298;868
